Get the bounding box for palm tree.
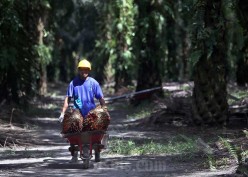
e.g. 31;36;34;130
113;0;136;92
236;0;248;86
134;0;166;99
0;0;50;103
191;0;228;125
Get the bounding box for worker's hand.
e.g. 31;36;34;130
58;113;65;123
101;105;108;112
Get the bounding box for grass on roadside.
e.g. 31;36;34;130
126;101;154;120
107;135;198;156
205;155;231;170
204;134;248;171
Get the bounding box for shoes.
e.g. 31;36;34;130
69;151;78;163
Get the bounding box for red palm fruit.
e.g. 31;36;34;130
62;109;84;133
83;105;110;131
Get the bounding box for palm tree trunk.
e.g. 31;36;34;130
192;0;228;125
236;0;248;86
135;0;163;93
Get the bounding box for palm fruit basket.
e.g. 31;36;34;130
83;105;110;131
62;109;84;134
62;105;110;133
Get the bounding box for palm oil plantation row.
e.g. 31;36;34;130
0;0;248;126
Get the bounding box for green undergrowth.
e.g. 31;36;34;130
126;101;154;120
228;89;248;104
107;135;198;156
205;132;248;171
229;90;248;99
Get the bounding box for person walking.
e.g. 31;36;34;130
58;58;107;162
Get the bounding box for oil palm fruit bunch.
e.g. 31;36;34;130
83;105;110;131
62;109;83;133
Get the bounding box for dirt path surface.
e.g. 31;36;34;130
0;83;240;177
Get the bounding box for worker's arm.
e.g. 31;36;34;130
62;96;71;114
99;97;105;106
58;96;71;123
99;97;107;111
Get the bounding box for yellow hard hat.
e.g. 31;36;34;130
77;59;91;70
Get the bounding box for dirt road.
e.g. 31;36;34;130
0;84;238;177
